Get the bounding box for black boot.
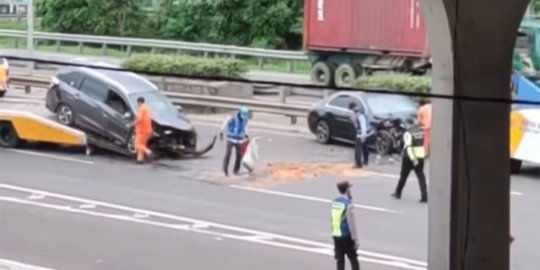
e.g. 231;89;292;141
391;193;401;199
420;194;428;203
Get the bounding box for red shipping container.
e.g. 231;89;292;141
304;0;430;57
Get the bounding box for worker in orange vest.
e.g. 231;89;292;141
135;96;153;163
417;99;432;156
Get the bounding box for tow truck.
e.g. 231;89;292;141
510;73;540;173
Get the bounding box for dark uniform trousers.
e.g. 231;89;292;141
333;236;360;270
223;141;242;175
354;137;370;167
395;155;428;200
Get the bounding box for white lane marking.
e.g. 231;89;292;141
229;185;402;215
365;171;524;196
0;258;56;270
0;183;427;269
5;149;94;165
27;193;45;200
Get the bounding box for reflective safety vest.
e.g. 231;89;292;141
227;115;248;141
331;197;351;237
407;126;426;159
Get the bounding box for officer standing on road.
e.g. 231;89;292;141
219;106;250;177
135;96;153;164
332;181;360;270
349;102;371;168
391;118;428;203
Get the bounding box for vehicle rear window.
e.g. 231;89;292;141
80;77;108;101
58;71;84;88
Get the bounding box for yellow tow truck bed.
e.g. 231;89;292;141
0;109;87;148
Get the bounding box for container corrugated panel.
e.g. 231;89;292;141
305;0;429;56
304;0;354;50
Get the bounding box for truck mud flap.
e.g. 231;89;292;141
179;135;217;157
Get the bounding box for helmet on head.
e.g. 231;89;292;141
239;106;250;119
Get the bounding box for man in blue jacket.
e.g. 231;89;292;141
219;106;250;177
332;181;360;270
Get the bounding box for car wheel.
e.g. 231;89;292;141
0;121;21;148
315;120;332;144
126;131;137;156
56;104;75;126
375;130;393;156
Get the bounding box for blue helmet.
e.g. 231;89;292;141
239;106;250;119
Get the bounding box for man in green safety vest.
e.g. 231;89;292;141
331;181;360;270
391;118;428;203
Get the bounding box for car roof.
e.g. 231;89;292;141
60;65;158;96
328;90;368;99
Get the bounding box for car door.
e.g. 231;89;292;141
49;70;84;112
100;89;133;145
76;76;110;135
326;94;358;139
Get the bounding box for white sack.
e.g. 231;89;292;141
242;137;260;172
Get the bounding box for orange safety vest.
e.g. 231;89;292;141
136;104;152;135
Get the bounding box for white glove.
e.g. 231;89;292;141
412;159;419;167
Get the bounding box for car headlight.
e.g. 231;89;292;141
164;130;172;135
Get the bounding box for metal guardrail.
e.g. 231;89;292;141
7;76;311;123
0;29;309;72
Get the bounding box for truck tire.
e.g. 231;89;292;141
335;64;358;88
311;61;334;87
510;158;522;174
0;121;21;148
0;91;5;98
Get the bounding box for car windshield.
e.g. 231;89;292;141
128;91;178;118
365;94;417;116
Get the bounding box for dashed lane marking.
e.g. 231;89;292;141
229;185;403;214
0;183;427;270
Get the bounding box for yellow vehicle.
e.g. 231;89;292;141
0;57;9;98
0;109;87;149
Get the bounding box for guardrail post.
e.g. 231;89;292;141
159;77;167;91
126;45;132;57
25;85;31;94
258;58;265;70
289;116;297;125
203;51;208;58
101;44;107;55
78;42;84;54
14;38;19;49
287;61;295;73
323;89;332;98
55;40;61;52
279;86;291;103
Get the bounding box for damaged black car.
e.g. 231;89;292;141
45;62;214;157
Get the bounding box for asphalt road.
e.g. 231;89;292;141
0;120;539;270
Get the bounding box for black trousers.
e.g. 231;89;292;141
354;137;370;167
395;155;428;199
333;236;360;270
223;141;242;175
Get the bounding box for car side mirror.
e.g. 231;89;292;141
123;112;132;119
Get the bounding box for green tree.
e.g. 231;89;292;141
161;0;303;49
37;0;146;36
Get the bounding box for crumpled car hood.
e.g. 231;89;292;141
153;113;194;132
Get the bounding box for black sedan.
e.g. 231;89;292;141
307;91;418;150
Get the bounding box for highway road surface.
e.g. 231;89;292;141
0;102;539;270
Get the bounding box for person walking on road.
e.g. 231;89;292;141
392;119;428;203
349;102;372;168
219;106;250;177
135;96;153;164
417;99;432;156
332;181;360;270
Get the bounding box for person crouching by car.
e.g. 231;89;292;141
349;102;373;168
135;97;154;164
220;106;250;177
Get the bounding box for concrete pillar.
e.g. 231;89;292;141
420;0;530;270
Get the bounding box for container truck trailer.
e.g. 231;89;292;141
304;0;540;87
